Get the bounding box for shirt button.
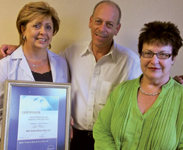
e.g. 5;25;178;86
138;130;141;134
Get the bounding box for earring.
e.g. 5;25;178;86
22;35;26;40
48;44;51;49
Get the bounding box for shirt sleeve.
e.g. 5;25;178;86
59;47;68;60
93;84;121;150
59;49;65;58
128;58;142;80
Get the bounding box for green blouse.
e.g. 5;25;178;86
93;76;183;150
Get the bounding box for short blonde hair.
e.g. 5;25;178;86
16;1;60;45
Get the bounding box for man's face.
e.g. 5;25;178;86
89;3;121;49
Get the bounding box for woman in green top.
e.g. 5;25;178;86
93;21;183;150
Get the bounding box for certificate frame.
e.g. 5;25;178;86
1;80;71;150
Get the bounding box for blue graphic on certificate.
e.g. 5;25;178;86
16;95;59;150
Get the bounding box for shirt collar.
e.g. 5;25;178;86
11;46;24;59
80;41;116;63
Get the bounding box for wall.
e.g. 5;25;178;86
0;0;183;77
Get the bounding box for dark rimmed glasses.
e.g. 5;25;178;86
141;51;172;59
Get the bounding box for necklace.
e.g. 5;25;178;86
139;85;161;96
30;61;46;68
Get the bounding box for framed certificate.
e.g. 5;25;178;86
1;80;71;150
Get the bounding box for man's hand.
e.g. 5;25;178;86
173;75;183;85
0;44;18;59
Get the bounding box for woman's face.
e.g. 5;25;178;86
140;43;175;83
22;16;53;50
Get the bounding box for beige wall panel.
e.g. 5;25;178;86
0;0;183;77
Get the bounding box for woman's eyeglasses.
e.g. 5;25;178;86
141;51;172;59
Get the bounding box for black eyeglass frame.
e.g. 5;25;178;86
141;51;172;59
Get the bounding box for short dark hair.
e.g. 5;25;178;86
138;21;183;59
92;0;121;24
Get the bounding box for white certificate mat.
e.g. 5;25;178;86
18;95;59;139
17;96;59;149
